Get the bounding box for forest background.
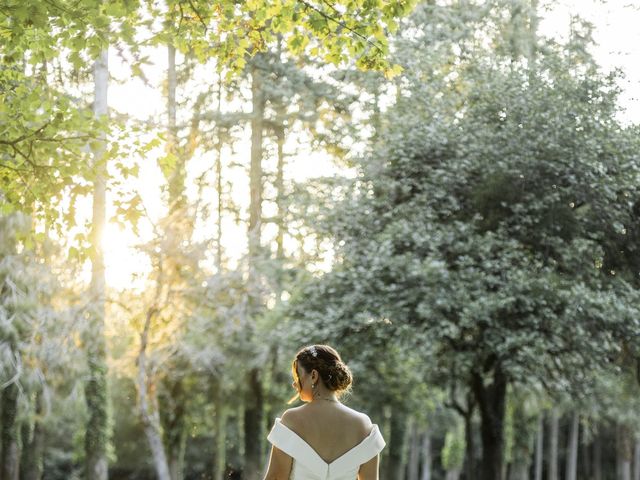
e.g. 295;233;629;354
2;1;640;480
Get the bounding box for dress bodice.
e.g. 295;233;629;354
267;417;386;480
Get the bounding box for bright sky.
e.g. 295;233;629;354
97;0;640;291
538;0;640;124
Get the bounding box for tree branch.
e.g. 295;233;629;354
297;0;384;53
187;0;209;33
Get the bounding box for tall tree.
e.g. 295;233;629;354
548;409;559;480
289;5;640;479
136;289;172;480
20;389;45;480
134;40;199;480
1;0;415;221
407;418;421;480
634;440;640;480
159;42;189;480
534;414;544;480
421;429;433;480
230;51;268;480
84;47;110;480
565;413;579;480
618;423;634;480
506;390;538;480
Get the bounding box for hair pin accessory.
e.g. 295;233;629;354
309;346;318;357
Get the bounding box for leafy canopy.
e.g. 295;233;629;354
291;32;640;399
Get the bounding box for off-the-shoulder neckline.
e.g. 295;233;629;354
274;417;379;465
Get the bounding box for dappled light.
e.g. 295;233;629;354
2;1;640;480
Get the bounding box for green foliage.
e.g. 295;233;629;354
503;387;540;465
0;212;90;475
6;0;640;476
442;421;465;471
1;0;415;242
290;0;640;419
0;0;139;198
0;0;137;60
0;66;97;224
154;0;416;78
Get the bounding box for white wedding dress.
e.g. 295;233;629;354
267;417;386;480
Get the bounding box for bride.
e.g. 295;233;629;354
263;345;385;480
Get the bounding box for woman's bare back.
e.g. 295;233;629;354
264;345;383;480
280;402;374;464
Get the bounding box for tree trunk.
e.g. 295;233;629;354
384;408;407;480
167;43;176;143
213;382;227;480
162;378;187;480
275;114;285;262
244;367;264;480
581;425;591;480
593;434;603;480
407;418;420;480
463;407;475;480
20;388;45;480
633;438;640;480
420;429;432;480
248;57;265;259
509;395;533;480
274;108;286;300
85;47;109;480
137;308;171;480
165;43;185;212
528;0;539;66
618;423;633;480
243;56;266;480
472;365;507;480
1;381;20;480
445;469;461;480
274;35;285;278
169;441;186;480
372;81;381;136
534;414;543;480
509;464;528;480
215;71;224;272
548;408;559;480
565;412;579;480
142;416;172;480
225;399;245;477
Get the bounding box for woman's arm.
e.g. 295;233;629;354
358;453;380;480
262;445;293;480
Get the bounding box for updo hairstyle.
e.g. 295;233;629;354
290;344;353;402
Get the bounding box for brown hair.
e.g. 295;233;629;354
287;344;353;404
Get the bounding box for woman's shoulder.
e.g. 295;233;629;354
279;406;303;426
349;409;374;435
281;404;373;435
